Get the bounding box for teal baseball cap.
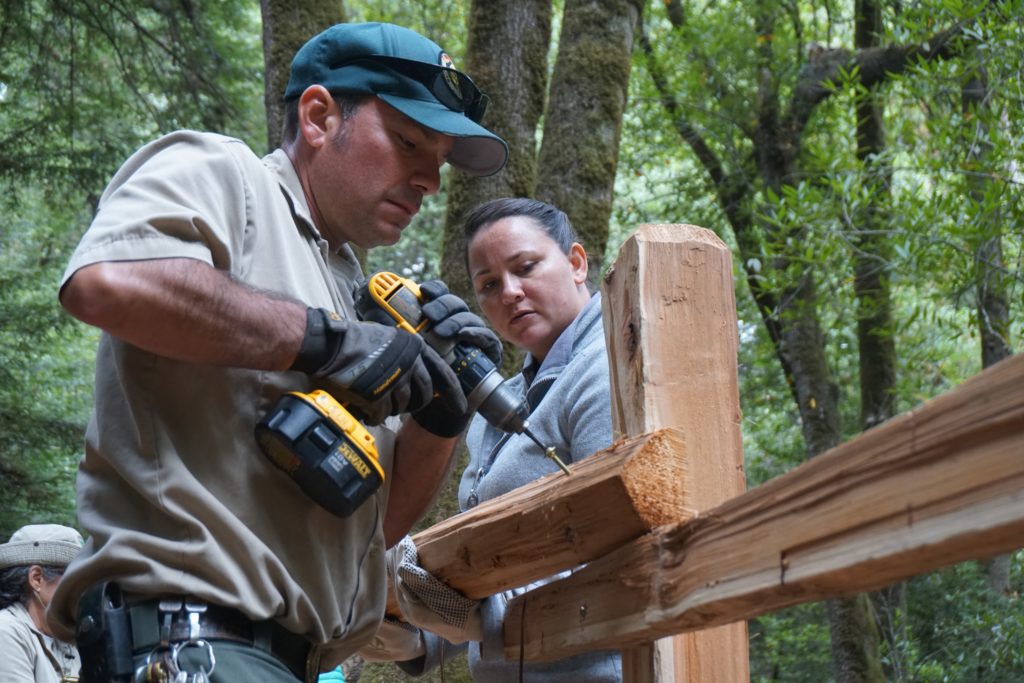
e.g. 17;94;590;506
285;22;508;177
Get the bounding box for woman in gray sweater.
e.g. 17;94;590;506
396;198;621;681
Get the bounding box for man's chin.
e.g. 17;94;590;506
376;226;404;247
354;223;405;249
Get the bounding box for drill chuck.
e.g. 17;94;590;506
447;342;526;430
469;366;530;435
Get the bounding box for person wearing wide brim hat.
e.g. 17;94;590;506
0;524;84;683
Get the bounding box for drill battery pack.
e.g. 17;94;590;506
255;390;383;518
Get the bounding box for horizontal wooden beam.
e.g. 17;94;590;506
504;352;1024;661
411;428;692;600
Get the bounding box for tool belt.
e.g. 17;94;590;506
77;583;318;682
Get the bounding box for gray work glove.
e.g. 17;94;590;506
387;536;482;644
418;280;503;365
290;307;465;425
359;616;426;663
412;281;502;437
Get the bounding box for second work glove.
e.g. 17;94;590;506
387;535;482;645
411;280;504;437
291;307;466;426
418;279;502;366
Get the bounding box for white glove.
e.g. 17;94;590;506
387;535;483;644
359;617;426;663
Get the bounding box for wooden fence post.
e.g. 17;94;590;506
602;225;749;682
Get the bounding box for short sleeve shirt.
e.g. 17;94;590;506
51;131;396;667
0;603;80;683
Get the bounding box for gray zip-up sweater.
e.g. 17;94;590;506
400;292;621;681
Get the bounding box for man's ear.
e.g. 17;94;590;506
297;85;336;149
569;242;589;284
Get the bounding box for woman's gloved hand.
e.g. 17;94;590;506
387;535;483;644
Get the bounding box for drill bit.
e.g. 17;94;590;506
545;447;572;476
524;427;572;476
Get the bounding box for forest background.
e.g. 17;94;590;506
0;0;1021;681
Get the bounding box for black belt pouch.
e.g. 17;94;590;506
76;582;135;683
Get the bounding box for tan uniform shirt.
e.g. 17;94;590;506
52;131;396;669
0;602;80;682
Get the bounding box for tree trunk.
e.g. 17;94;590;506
535;0;644;283
853;0;896;435
439;0;552;303
963;62;1014;597
641;4;996;676
827;596;885;683
259;0;345;153
749;1;841;462
843;1;896;681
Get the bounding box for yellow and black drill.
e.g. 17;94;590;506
356;272;567;475
254;272;568;519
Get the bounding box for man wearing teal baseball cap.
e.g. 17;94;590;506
284;22;506;177
54;21;506;683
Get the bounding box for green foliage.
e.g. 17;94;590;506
0;0;265;191
0;189;94;536
750;603;833;683
750;554;1024;682
1;0;1021;678
348;0;468;56
617;0;1022;678
738;312;806;483
904;553;1024;681
0;0;264;538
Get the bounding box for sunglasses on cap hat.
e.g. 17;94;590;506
347;55;490;124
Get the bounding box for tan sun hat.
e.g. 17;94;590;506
0;524;84;569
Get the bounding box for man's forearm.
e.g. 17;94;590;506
384;421;460;546
60;258;307;370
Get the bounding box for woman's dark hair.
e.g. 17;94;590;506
0;565;63;609
463;197;580;258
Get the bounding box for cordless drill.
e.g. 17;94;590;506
355;272;570;475
253;273;571;520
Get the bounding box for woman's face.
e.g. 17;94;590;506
36;571;61;607
26;565;63;634
467;216;590;361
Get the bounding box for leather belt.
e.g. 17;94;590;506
128;598;313;680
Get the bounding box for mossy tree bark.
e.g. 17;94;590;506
535;0;645;285
260;0;346;153
440;0;553;302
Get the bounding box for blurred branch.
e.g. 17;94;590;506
785;15;980;139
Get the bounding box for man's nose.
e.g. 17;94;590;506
411;161;441;195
